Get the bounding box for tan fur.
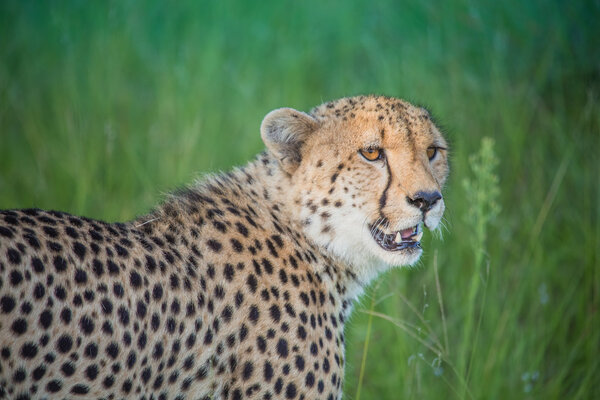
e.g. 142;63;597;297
0;95;448;399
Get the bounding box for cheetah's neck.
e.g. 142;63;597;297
141;152;369;305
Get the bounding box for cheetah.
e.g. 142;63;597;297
0;95;448;399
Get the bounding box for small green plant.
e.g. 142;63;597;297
457;137;501;395
461;137;501;269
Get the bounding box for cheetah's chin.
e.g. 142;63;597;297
370;223;423;252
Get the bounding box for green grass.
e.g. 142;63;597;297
1;0;598;398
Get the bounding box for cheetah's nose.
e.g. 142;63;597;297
406;191;442;212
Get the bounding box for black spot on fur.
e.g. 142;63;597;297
6;248;21;265
86;364;99;380
269;305;281;323
74;268;87;284
235;222;249;237
246;274;258;293
231;238;244;252
242;361;254;381
61;361;75;376
11;318;27;335
21;342;38;358
277;338;289;358
80;316;95;335
206;239;222;252
1;296;16;313
46;379;62;393
264;361;274;382
56;335;73;353
73;242;86;260
130;270;142;288
53;256;67;272
43;226;58;237
32;257;45;273
249;305;259;324
71;384;90;395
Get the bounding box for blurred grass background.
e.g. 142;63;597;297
0;0;598;398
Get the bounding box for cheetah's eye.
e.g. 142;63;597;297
359;148;383;161
426;147;438;161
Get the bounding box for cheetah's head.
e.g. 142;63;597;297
261;95;449;281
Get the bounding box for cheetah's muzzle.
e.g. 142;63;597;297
370;223;423;251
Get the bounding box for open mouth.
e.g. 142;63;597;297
370;223;423;252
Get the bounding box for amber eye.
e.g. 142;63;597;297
359;148;382;161
427;147;438;160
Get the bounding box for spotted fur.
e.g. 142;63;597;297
0;95;448;399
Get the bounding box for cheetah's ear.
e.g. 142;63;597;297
261;107;318;174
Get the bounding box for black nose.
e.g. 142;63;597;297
407;191;442;212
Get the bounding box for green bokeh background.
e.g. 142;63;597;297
0;1;598;398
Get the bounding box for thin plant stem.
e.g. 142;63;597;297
355;286;377;400
529;153;570;247
464;261;490;388
362;309;476;400
396;291;444;353
360;309;442;355
434;250;450;355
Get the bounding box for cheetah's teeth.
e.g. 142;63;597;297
414;231;423;242
394;232;402;244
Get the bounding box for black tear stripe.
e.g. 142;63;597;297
378;161;392;212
